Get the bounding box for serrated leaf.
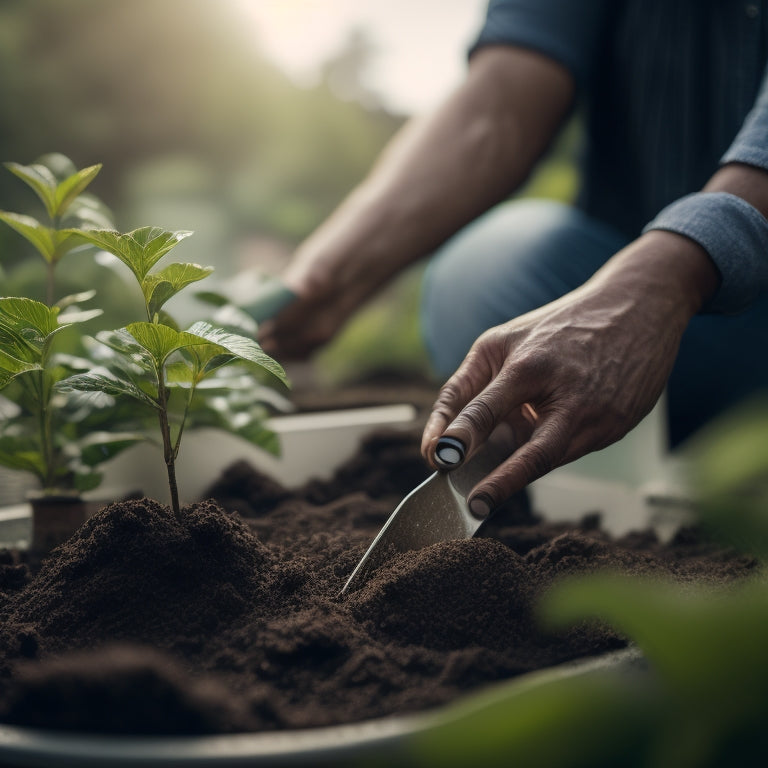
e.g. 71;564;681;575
56;371;159;409
53;164;101;218
125;321;207;367
94;328;157;374
0;297;60;338
72;227;193;282
0;211;82;263
0;348;41;388
142;262;214;318
186;320;288;385
4;161;58;219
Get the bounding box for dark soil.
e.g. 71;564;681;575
0;429;757;735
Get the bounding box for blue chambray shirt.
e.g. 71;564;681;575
471;0;768;313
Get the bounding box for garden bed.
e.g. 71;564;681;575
0;428;756;739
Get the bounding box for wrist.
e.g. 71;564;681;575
595;230;720;320
643;191;768;314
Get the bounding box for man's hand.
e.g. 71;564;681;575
421;230;720;517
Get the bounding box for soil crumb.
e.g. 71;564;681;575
0;430;757;735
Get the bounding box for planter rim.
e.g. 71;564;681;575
0;648;642;767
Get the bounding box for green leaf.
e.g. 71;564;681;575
72;227;193;283
4;161;58;219
0;434;44;478
63;193;113;229
72;469;102;493
76;431;146;466
94;328;157;375
165;359;195;386
51;353;100;373
53;164;102;218
141;262;214;318
0;211;83;263
194;290;229;307
56;371;159;409
57;308;103;325
125;321;208;367
0;297;60;339
4;160;102;220
185;321;288;385
688;400;768;559
0;348;41;388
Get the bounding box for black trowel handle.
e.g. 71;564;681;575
434;436;466;469
436;435;510;502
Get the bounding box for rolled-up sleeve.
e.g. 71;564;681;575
469;0;611;88
643;62;768;315
721;60;768;171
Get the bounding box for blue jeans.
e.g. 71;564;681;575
420;199;768;447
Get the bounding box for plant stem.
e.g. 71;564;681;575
171;382;197;461
157;373;180;515
46;262;55;307
37;368;54;489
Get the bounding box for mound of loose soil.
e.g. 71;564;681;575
0;429;757;735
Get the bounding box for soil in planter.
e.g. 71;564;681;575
0;430;758;735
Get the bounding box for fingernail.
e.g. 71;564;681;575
469;494;492;520
435;437;465;468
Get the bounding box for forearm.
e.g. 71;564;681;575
285;46;573;295
705;162;768;217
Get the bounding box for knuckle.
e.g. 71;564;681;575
519;441;554;480
457;397;497;434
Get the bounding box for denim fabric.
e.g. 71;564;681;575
421;200;629;376
420;199;768;446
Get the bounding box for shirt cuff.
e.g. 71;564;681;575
721;62;768;172
642;192;768;314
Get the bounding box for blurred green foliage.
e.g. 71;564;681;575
407;401;768;768
0;0;402;247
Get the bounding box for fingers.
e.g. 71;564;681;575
421;346;498;461
423;371;539;468
466;414;570;516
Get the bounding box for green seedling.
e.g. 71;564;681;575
0;155;111;305
61;226;288;514
0;296;139;491
0;157;143;495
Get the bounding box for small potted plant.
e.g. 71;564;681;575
0;155;288;549
0;156;145;551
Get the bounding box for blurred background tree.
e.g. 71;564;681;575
0;0;577;386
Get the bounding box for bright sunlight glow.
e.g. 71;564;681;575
229;0;488;114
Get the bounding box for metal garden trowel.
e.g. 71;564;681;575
340;436;506;595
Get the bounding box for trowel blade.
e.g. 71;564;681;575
339;442;504;596
340;472;481;595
